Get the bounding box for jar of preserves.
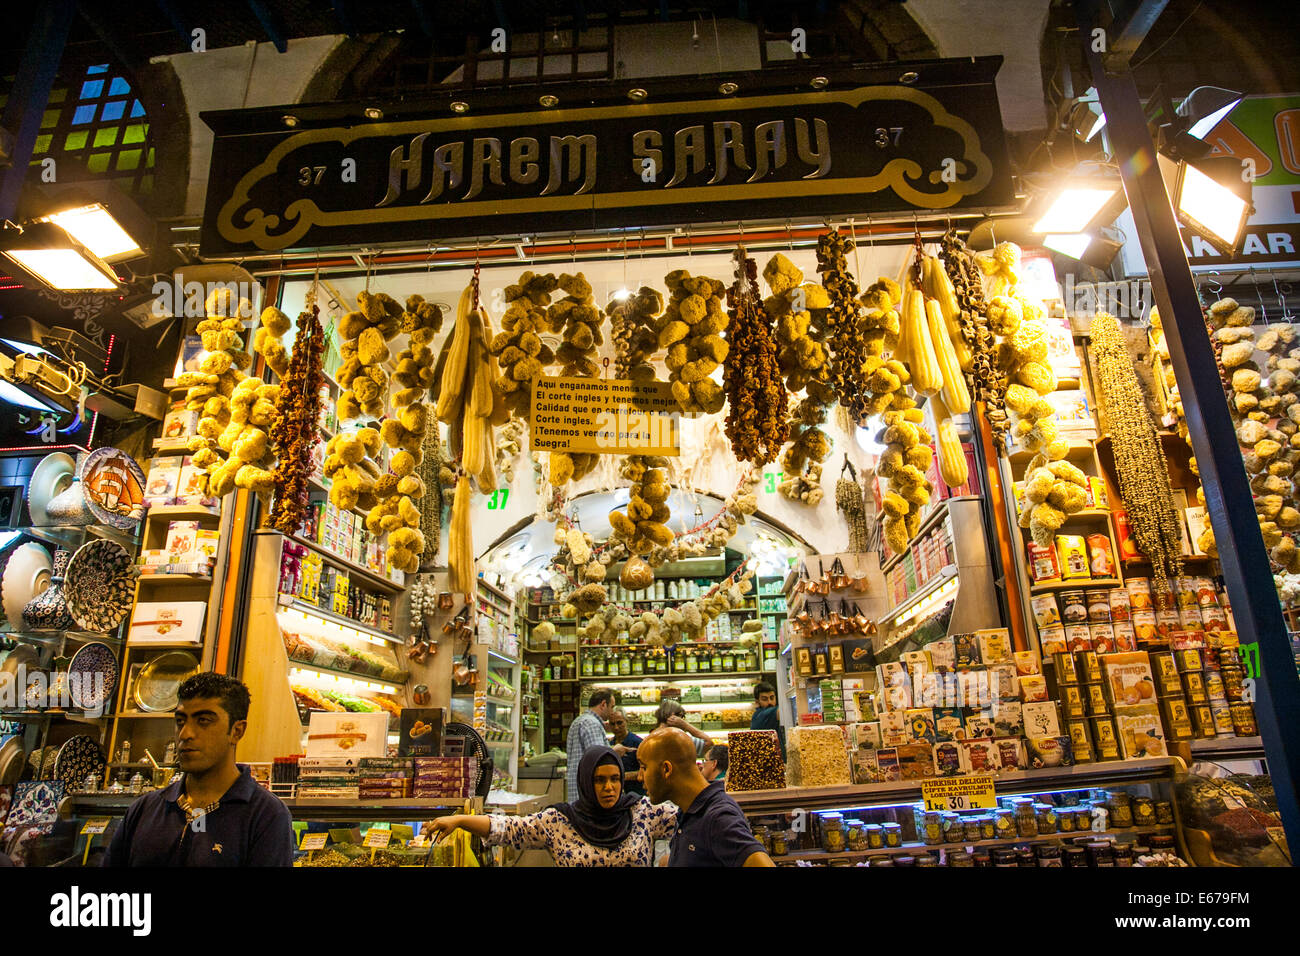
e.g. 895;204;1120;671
1058;807;1076;832
994;809;1016;840
865;824;884;849
822;813;845;853
723;651;737;672
894;855;916;867
922;812;943;845
1014;800;1039;838
979;815;997;840
1149;834;1176;853
593;652;607;677
1062;846;1089;867
686;651;699;674
771;830;788;857
882;823;902;848
710;650;723;671
1087;841;1116;867
972;851;993;867
867;855;893;867
949;848;975;867
632;653;645;675
1155;801;1175;825
698;651;712;672
1113;844;1135;867
943;813;964;843
1132;797;1155;827
1036;844;1063;867
1035;803;1059;835
1108;791;1134;828
619;654;632;676
915;854;938;867
991;847;1019;867
963;816;983;842
581;655;595;677
845;819;866;851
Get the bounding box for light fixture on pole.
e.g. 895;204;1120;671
1158;154;1253;257
1041;227;1123;269
36;202;143;262
1177;86;1244;140
1030;175;1127;235
0;221;122;291
1069;87;1107;143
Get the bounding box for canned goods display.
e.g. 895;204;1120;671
1060;590;1089;624
1175;579;1199;610
1031;594;1062;627
1153;586;1177;613
1089;623;1116;654
1127;577;1153;609
1086;589;1112;622
1112;621;1137;651
1179;607;1204;631
1108;588;1132;621
1230;703;1258;736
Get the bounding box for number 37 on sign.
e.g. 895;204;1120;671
921;775;997;812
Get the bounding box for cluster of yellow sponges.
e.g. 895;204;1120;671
661;269;728;414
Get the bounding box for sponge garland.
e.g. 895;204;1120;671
489;271;558;421
610;287;665;381
337;291;403;422
661;269;729;415
321;427;382;514
547;272;606;486
876;405;935;553
608;456;675;556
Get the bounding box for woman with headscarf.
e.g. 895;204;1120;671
429;745;677;866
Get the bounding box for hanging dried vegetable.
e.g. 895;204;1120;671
723;246;789;466
836;461;870;552
661;269;729;414
547;273;606;485
1090;310;1185;590
267;307;326;534
415;424;445;568
489;271;558;420
610;287;664;381
337;291;402;421
817;230;873;425
940;230;1006;436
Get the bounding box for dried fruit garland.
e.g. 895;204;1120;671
267;307;326;534
940;230;1008;437
723;246;789;466
1089;310;1185;590
816;230;873;426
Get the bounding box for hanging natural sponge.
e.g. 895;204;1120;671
661;268;728;414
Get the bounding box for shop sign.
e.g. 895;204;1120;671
920;774;996;812
299;832;329;851
200;64;1013;255
529;375;681;456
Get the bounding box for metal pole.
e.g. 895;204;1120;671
1079;0;1300;856
0;0;75;221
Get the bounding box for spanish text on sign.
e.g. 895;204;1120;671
530;376;681;456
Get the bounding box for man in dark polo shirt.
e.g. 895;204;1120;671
104;673;293;866
638;727;773;867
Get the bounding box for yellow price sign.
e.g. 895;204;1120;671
364;827;392;849
299;832;328;851
921;775;997;812
80;818;111;836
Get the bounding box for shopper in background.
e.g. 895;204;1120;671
609;707;645;795
104;673;294;866
749;680;786;759
638;728;773;867
652;699;715;757
701;744;728;785
432;745;676;866
566;688;616;802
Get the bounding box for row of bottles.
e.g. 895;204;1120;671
580;645;766;677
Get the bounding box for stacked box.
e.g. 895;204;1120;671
1099;652;1167;759
358;757;415;799
298;757;361;798
820;680;846;723
413;756;479;798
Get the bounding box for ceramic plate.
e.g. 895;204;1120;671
0;642;40;704
0;737;23;786
66;641;118;712
133;650;200;712
64;539;136;632
7;780;65;826
52;735;105;790
78;447;146;530
26;452;75;526
0;543;52;631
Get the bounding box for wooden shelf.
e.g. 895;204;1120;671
272;530;404;593
1030;578;1120;593
124;641;207;651
581;670;772;683
277;595;400;644
881;497;977;574
110;712;178;719
137;572;213;583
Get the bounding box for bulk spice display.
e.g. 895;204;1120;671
1089;311;1185;591
723;246;789;466
267;306;326;535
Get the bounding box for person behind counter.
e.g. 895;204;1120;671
103;673;294;867
609;707;645;795
638;728;773;868
749;681;786;759
701;744;727;784
431;746;677;866
566;688;617;803
652;699;714;757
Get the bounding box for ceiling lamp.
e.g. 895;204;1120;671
1030;176;1126;235
1159;154;1253;256
0;221;121;291
1178;86;1244;140
1041;230;1123;269
36;202;142;262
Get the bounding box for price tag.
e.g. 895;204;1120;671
921;775;997;812
80;818;111;836
299;832;328;851
364;827;392;848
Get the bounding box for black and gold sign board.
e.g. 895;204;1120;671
200;61;1013;256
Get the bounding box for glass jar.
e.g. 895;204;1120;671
656;654;668;674
1113;844;1135;867
979;815;997;841
894;855;916;867
581;656;594;677
1132;797;1155;827
1035;844;1063;867
865;824;884;850
1087;841;1116;867
972;852;992;867
723;651;737;672
846;819;866;851
882;823;902;848
1155;801;1175;825
822;813;845;853
1014;800;1039;838
698;651;712;672
593;653;607;677
1035;803;1059;835
1108;791;1133;828
1062;846;1089;868
943;813;964;844
963;816;982;842
994;810;1016;840
771;830;788;857
922;812;943;845
711;650;723;671
686;651;699;674
949;848;974;867
619;654;631;676
1058;806;1076;832
991;847;1019;868
632;653;645;675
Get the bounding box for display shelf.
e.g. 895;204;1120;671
487;649;518;666
477;577;514;605
879;564;959;629
881;496;977;574
274;530;403;593
578;639;758;649
287;661;402;692
730;757;1183;814
137;572;214;583
1189;736;1266;760
767;824;1177;862
1008;439;1095;468
530;598;756;609
7;629;122;646
276;594;399;644
485;693;516;705
145;504;221;520
22;523;139;551
538;678;581;684
1123;554;1214;567
110;712;179;719
582;670;772;683
0;709;101;723
121;640;205;650
1029;578;1120;593
71;793;481;819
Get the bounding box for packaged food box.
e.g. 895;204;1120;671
1147;651;1183;696
1018;674;1049;702
842;638;876;672
1027;543;1062;584
1089;715;1122;760
1175;648;1204;673
1022;701;1062;738
1181;671;1208;706
305;711;389;760
1113;703;1167;758
786;725;853;787
1191;704;1218;739
896;743;936;780
1085;682;1111;717
1160;696;1195;741
904;708;937;744
1088;477;1108;510
878;711;909;746
964;711;996;738
849;721;882;750
1014;651;1042;676
164;521;200;557
1066;720;1094;763
1030;594;1061;628
953;634;982;668
994;737;1026;773
1076;650;1103;683
933;707;965;741
1026;735;1074;769
1061;685;1087;720
976;628;1012;664
1211;703;1236;735
961;737;999;774
932;741;964;777
1087;534;1115;578
991;700;1023;737
1038;624;1068;656
1052;652;1080;683
875;747;901;782
927;638;956;672
1056;535;1090;579
1100;651;1157;707
851;748;881;784
1169;629;1206;651
128;601;207;645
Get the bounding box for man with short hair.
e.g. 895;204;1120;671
749;680;786;759
638;727;773;867
104;673;294;866
565;688;616;803
609;707;645;795
701;743;728;784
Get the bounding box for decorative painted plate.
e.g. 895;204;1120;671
133;650;200;712
52;735;105;791
0;542;52;631
64;539;136;632
66;641;118;712
0;736;24;786
26;452;75;526
78;447;146;530
7;779;65;826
